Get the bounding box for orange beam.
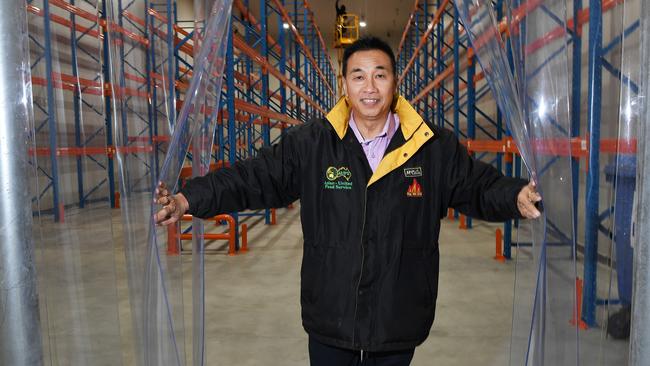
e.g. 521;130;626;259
27;4;102;39
463;137;637;157
28;2;148;46
49;0;98;24
233;34;326;115
29;145;153;157
234;98;302;126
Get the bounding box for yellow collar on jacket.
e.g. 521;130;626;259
325;95;435;186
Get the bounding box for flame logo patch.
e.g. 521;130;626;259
406;178;423;198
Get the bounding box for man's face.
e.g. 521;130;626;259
344;50;396;125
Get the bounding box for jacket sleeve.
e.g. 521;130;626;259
442;131;527;222
179;126;302;219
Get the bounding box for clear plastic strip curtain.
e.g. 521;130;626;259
105;0;232;364
26;0;123;364
631;0;650;364
454;0;578;364
190;0;229;364
0;0;43;364
597;0;639;363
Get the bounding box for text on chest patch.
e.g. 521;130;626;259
404;167;423;178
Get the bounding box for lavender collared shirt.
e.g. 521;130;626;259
349;112;400;172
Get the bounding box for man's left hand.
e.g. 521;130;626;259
517;181;542;219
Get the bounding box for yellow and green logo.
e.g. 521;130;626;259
326;166;352;181
324;166;352;190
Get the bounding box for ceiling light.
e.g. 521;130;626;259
360;20;367;28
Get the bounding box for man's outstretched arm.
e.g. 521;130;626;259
155;127;302;225
444;131;541;221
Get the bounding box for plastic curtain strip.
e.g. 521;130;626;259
630;0;650;362
105;0;182;363
0;0;43;363
190;0;228;363
453;0;534;176
512;1;577;365
27;0;123;364
595;0;640;363
105;0;232;364
454;1;578;365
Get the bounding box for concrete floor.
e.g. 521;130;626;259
197;205;630;365
33;203;630;365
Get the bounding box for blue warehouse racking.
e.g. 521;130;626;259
27;0;335;251
396;0;641;331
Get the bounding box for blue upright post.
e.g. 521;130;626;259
436;0;444;128
453;6;461;221
415;26;420;106
503;0;516;256
583;0;603;327
571;0;582;261
167;0;176;130
43;0;62;221
302;5;310;118
466;54;475;230
279;0;287;120
148;4;162;178
117;0;130;177
226;23;240;248
102;1;116;208
495;0;504;173
244;0;254;159
144;0;159;179
261;0;271;224
294;1;302;122
453;8;460;139
70;0;85;208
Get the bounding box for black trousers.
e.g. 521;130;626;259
308;337;415;366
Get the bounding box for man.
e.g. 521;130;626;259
336;0;347;20
155;37;541;366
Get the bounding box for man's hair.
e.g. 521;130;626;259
342;36;396;76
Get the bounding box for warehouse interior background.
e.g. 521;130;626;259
2;0;650;364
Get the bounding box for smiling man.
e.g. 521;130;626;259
154;36;541;366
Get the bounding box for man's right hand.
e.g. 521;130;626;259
154;182;190;226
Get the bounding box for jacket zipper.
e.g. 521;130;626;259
352;188;368;355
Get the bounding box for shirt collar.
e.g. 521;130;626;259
349;112;397;144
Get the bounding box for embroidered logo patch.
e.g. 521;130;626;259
324;166;353;190
404;167;423;178
326;166;351;181
406;178;423;197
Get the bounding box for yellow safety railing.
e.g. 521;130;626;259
334;13;359;48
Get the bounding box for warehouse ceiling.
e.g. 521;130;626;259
307;0;414;49
176;0;415;50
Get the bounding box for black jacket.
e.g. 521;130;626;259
181;96;527;352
